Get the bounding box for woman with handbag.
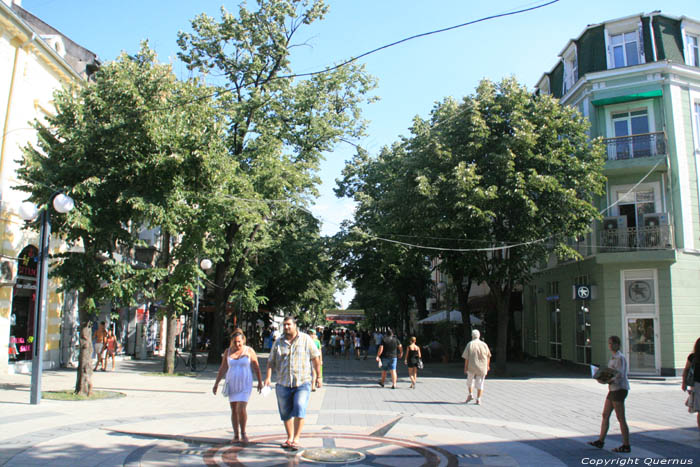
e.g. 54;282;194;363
213;329;263;445
405;336;422;389
588;335;631;453
682;337;700;430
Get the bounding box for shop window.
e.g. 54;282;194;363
547;281;561;360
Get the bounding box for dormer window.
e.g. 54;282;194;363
610;32;640;68
563;46;578;95
687;35;699;67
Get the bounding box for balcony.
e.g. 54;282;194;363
597;225;673;252
603;132;666;161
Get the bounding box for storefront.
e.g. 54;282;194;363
8;246;38;365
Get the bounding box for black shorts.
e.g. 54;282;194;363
606;389;628;402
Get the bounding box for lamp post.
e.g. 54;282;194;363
191;258;212;370
19;193;75;405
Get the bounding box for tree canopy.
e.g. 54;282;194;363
337;77;606;369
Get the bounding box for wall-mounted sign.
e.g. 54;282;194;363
17;245;39;278
575;285;591;300
626;280;653;304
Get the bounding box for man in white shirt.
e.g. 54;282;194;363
462;329;491;405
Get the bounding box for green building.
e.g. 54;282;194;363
525;12;700;376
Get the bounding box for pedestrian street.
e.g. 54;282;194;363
0;353;697;466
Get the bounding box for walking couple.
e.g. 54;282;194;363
213;316;321;451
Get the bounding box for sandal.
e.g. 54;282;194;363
240;433;249;445
588;440;604;449
289;441;301;451
281;441;292;449
612;445;631;453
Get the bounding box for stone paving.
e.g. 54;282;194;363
0;353;698;466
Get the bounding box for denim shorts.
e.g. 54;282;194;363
381;357;397;371
275;382;311;421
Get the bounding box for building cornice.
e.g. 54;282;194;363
562;61;700;107
0;2;85;84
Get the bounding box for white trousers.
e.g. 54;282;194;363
466;373;485;391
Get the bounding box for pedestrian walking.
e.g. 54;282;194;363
404;336;422;389
104;330;119;371
588;335;631;453
361;330;371;360
462;329;491;405
213;330;263;445
264;316;321;451
376;329;402;389
93;321;108;371
682;337;700;430
311;330;323;392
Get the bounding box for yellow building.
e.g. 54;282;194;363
0;0;98;373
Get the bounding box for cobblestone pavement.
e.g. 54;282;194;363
0;353;698;466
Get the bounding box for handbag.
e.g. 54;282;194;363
684;355;695;390
593;366;618;384
686;391;697;413
221;381;229;398
417;358;424;370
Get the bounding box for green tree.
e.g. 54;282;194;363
176;0;376;356
17;45;227;390
338;78;605;371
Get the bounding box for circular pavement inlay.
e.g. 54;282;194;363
300;447;366;464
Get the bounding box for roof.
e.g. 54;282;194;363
1;1;99;81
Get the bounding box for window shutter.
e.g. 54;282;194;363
638;24;646;63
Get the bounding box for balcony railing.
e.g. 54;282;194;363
597;225;673;252
602;132;666;161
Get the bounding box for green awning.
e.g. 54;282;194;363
592;90;662;106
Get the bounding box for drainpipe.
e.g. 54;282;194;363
1;33;35;260
645;11;659;62
1;33;35;182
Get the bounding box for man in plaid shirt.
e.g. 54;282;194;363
265;316;321;451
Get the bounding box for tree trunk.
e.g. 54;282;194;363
74;313;93;396
492;286;512;374
209;277;228;362
455;274;473;344
163;310;177;373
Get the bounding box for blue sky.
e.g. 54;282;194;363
20;0;700;307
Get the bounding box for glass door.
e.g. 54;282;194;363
625;317;658;374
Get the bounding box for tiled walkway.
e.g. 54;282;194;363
0;354;698;465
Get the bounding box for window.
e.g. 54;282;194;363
610;31;641;68
573;275;591;365
547;281;561;360
563;48;578;94
526;286;538;356
687;34;700;67
611;109;650;159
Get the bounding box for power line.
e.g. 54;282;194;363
141;0;561;113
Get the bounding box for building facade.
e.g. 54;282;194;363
0;0;98;373
524;12;700;376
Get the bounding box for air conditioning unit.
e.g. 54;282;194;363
603;216;627;230
643;212;668;227
602;216;628;249
642;212;669;247
0;260;16;284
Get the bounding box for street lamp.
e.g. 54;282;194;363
191;258;212;370
19;192;75;405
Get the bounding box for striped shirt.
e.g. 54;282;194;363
268;331;321;387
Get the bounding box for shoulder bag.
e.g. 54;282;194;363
685;355;695;390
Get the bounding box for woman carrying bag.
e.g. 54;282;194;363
588;335;631;453
682;337;700;430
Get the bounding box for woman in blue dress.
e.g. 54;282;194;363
213;330;263;444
